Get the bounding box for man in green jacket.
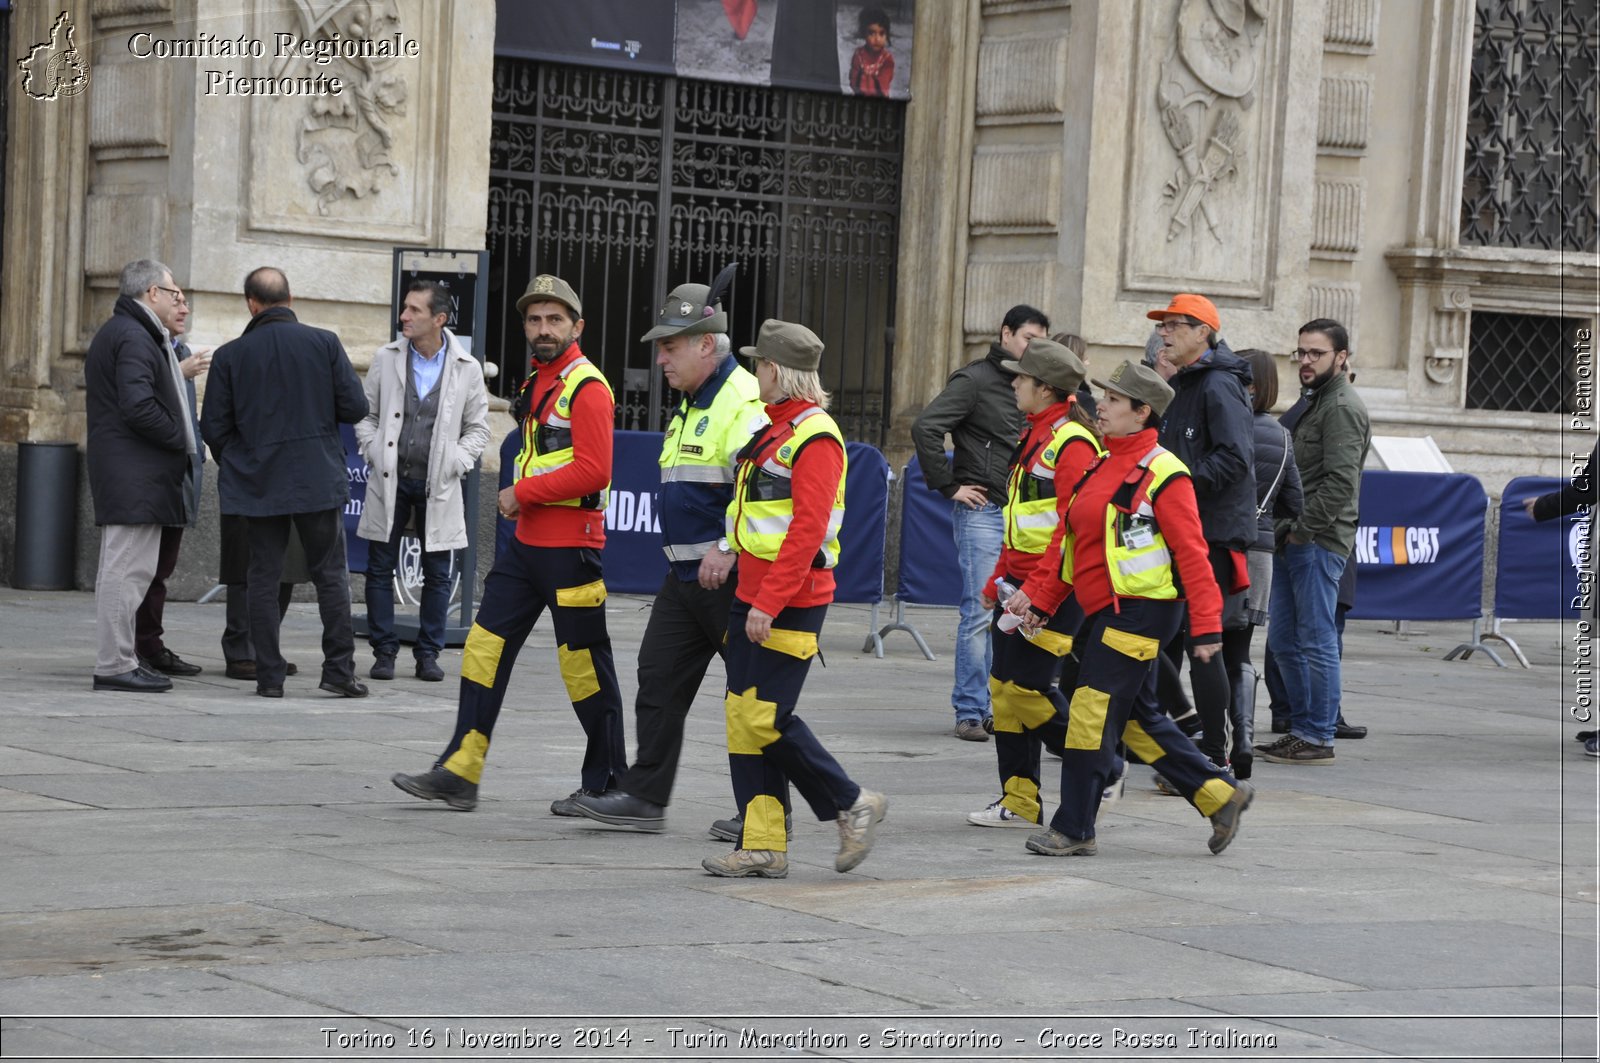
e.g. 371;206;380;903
1256;318;1370;765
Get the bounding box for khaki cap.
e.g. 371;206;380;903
739;319;823;371
639;282;727;342
1091;359;1176;416
999;337;1087;393
516;274;581;318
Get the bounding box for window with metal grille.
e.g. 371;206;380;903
1459;0;1599;252
1467;311;1585;412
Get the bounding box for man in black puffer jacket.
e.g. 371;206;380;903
1147;294;1255;768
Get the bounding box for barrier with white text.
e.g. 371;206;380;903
1495;476;1590;620
1347;470;1486;621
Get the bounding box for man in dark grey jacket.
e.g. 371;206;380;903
202;267;369;699
911;305;1048;740
1148;293;1255;767
1256;318;1370;765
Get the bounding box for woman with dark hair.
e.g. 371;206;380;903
1228;349;1302;778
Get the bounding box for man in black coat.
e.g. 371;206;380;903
85;259;197;693
201;267;370;699
1147;293;1255;767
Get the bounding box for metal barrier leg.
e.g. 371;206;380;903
873;598;936;661
862;601;885;659
1445;616;1508;668
1480;616;1531;668
197;582;227;605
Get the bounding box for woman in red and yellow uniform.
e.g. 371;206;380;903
702;319;887;879
1017;359;1254;857
966;338;1102;829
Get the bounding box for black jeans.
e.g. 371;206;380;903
623;571;738;807
245;509;356;688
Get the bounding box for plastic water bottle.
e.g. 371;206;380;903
994;578;1024;633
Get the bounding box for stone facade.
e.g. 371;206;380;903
888;0;1598;495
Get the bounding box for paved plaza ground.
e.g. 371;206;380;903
0;587;1596;1061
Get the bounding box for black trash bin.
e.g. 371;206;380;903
13;441;79;590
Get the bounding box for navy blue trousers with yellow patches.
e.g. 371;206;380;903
723;600;860;853
989;586;1083;824
434;540;626;794
1050;599;1241;842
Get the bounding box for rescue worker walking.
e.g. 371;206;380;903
1017;360;1254;856
570;271;768;833
702;320;887;879
390;275;627;813
965;338;1102;828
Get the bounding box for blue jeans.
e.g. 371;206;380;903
951;500;1004;722
365;477;452;659
1266;542;1346;746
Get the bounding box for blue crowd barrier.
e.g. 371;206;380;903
1495;476;1587;620
837;442;890;608
494;426;519;562
602;430;671;594
1347;470;1486;622
342;423;369;573
896;453;963;607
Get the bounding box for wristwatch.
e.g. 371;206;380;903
716;537;733;555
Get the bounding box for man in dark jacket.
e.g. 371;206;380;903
85;259;197;693
201;267;370;699
1148;293;1255;767
911;304;1048;741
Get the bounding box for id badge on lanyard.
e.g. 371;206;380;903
1121;513;1156;550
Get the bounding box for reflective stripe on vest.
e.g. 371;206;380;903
1059;445;1188;600
1004;419;1100;555
726;406;846;568
515;358;613;510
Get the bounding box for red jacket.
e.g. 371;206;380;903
989;398;1100;591
735;397;844;616
512;342;613;549
1026;428;1222;641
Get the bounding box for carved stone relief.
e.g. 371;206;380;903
1425;286;1471;387
1311;176;1364;258
247;0;432;240
1123;0;1285;299
970;149;1061;231
964;258;1058;340
1316;74;1371;153
1308;280;1360;337
975;35;1067;120
1323;0;1378;54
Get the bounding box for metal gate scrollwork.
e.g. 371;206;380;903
488;59;905;444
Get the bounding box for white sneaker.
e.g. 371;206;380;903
1100;773;1125;808
966;799;1036;828
835;789;888;872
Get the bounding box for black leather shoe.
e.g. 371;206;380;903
415;656;445;682
569;790;666;832
140;648;202;676
392;767;478;810
369;654;396;680
257;685;283;698
93;668;172;693
1334;717;1368;740
226;660;296;680
319;677;369;698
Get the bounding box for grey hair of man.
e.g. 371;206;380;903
120;259;172;299
714;332;732;358
1141;328;1163;368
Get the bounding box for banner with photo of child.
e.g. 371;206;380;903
495;0;913;100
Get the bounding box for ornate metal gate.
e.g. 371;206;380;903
487;59;905;444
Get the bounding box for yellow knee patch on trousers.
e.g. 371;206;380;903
558;644;600;703
742;794;788;851
1103;626;1160;661
556;579;607;608
1066;686;1110;750
725;685;779;755
441;729;489;784
1193;778;1234;817
1121;719;1165;765
461;623;505;688
994;679;1057;731
1029;628;1074;658
762;627;818;660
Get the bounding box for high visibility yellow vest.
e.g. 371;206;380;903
1060;446;1189;600
657;362;766;562
515;358;613;510
726;406;846;568
1003;418;1101;555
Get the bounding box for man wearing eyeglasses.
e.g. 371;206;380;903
1255;318;1370;766
1145;293;1255;770
84;260;200;692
